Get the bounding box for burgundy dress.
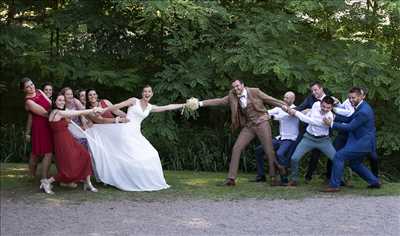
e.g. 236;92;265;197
26;91;53;158
99;100;114;118
50;118;92;183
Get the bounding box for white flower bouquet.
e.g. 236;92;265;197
181;97;200;120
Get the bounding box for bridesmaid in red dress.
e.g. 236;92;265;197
85;89;129;124
20;78;53;180
40;94;101;194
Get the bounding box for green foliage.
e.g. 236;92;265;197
0;125;29;163
1;0;399;176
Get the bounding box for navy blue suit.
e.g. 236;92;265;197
326;120;379;178
329;101;379;188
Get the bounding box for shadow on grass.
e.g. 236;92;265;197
1;163;399;204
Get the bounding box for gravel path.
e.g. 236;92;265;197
1;196;399;236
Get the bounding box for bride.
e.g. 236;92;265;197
83;85;184;191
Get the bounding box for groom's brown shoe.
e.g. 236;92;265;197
270;177;283;187
321;187;340;193
217;178;236;186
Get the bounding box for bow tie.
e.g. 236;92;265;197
238;95;245;99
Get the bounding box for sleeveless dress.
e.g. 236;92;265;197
99;99;114;118
26;90;53;158
50;118;92;183
84;99;170;191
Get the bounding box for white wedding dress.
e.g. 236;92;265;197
83;101;170;191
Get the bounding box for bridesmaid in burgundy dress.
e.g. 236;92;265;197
25;83;54;159
85;89;129;124
20;78;53;181
40;94;101;194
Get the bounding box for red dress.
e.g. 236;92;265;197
99;99;114;118
26;91;53;158
50;118;92;183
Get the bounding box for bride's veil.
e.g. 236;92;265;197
69;121;101;180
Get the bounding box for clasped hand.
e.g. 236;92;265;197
92;107;104;115
282;105;296;116
323;117;333;126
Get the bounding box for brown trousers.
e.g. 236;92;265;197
228;120;278;179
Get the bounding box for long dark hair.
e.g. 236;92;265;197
85;88;97;109
75;89;86;99
51;93;66;111
42;82;53;90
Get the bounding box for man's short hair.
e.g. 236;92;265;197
321;96;334;105
349;87;363;95
232;79;244;84
310;81;323;88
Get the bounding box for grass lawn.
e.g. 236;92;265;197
1;163;399;203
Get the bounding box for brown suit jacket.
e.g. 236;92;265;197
202;87;286;130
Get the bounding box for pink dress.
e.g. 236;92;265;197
26;91;53;158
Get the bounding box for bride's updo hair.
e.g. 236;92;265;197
142;84;152;90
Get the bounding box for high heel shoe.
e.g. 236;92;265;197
40;179;54;195
83;182;98;193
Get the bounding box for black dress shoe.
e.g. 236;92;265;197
367;183;381;189
249;176;266;182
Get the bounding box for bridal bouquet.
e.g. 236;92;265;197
181;97;200;120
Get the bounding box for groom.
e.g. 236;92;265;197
197;79;287;186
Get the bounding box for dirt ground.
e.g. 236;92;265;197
1;196;399;236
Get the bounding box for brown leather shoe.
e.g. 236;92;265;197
217;178;236;186
270;177;285;187
287;180;298;187
321;187;340;193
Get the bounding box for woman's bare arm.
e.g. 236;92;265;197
151;103;184;113
103;98;136;114
57;108;98;118
25;100;49;117
85;114;116;124
104;99;128;117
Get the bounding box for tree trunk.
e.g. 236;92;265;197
6;0;16;25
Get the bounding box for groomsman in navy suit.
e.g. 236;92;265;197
323;87;380;192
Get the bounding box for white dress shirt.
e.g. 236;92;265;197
295;101;333;137
268;104;299;141
238;89;248;108
333;98;355;117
